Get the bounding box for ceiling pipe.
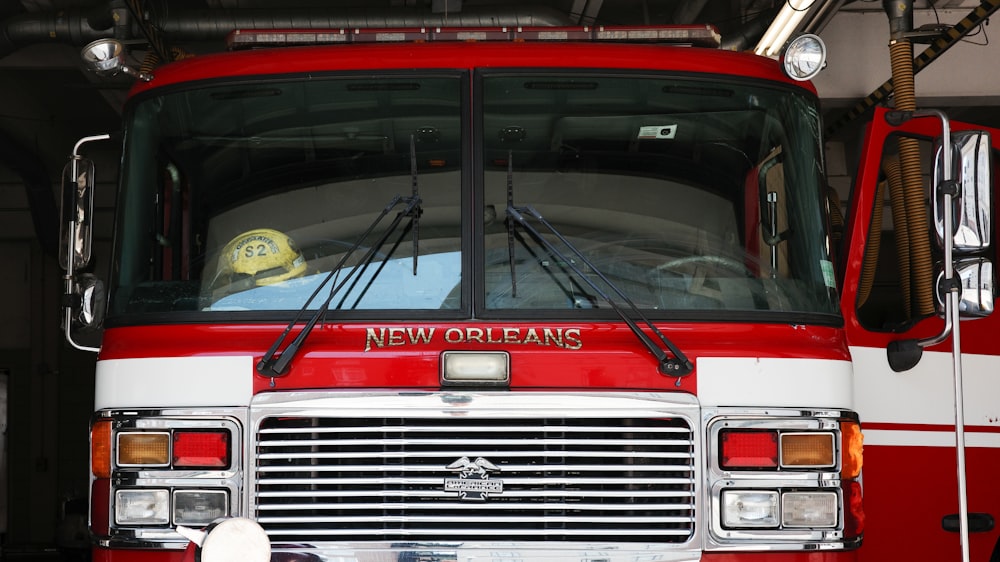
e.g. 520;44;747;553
720;5;779;51
0;2;572;255
0;5;116;59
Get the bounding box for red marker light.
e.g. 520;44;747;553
720;429;779;469
173;431;230;469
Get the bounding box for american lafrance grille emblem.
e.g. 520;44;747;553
443;456;503;501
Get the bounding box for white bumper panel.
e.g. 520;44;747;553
95;356;254;410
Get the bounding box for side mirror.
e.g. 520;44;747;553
932;129;995;321
59;156;95;271
933;130;992;253
886;113;994;371
936;258;994;318
74;273;106;329
61;133;111;353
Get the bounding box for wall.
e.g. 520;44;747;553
0;143;115;551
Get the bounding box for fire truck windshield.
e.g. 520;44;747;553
108;69;839;323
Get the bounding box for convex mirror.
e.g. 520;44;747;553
933;130;992;253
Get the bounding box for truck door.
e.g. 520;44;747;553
842;106;1000;562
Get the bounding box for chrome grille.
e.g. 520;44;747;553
253;395;696;544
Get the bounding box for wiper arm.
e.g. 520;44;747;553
505;151;518;297
336;134;424;309
337;218;415;310
506;204;694;384
256;193;422;380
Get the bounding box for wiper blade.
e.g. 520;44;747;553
505;151;518;297
335;136;423;309
336;217;415;310
256;193;421;380
257;135;423;379
506;204;694;384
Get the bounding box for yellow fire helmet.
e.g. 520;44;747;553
217;228;307;287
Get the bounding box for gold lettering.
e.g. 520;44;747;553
523;328;542;345
543;328;565;348
407;327;435;345
503;327;520;343
563;328;582;350
486;328;505;344
387;327;407;346
444;328;464;343
364;328;386;352
466;327;484;343
365;325;582;351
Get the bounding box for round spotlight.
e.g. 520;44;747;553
780;34;827;81
81;39;125;76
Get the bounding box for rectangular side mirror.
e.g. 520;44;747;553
933;130;992;253
59;157;96;271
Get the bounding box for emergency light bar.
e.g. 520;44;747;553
226;25;722;50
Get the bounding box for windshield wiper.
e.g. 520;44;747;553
335;137;423;309
257;137;423;380
256;193;421;380
505;151;518;297
506;204;694;385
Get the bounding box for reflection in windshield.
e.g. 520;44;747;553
210;253;462;311
109;70;838;322
481;75;837;316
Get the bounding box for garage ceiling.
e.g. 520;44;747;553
0;0;995;255
0;0;838;168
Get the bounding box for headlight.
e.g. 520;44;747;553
722;490;779;528
115;489;170;525
174;490;229;526
782;491;838;528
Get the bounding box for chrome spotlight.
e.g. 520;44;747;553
81;39;153;82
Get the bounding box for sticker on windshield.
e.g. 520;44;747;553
820;259;836;289
637;125;677;140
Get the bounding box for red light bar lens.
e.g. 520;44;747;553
720;430;779;469
173;431;230;468
226;25;722;50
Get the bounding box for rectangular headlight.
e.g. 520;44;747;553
173;489;229;526
721;490;779;528
782;491;838;527
115;489;169;525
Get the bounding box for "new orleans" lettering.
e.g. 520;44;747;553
364;327;582;352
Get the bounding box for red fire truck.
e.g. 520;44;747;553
60;23;997;562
